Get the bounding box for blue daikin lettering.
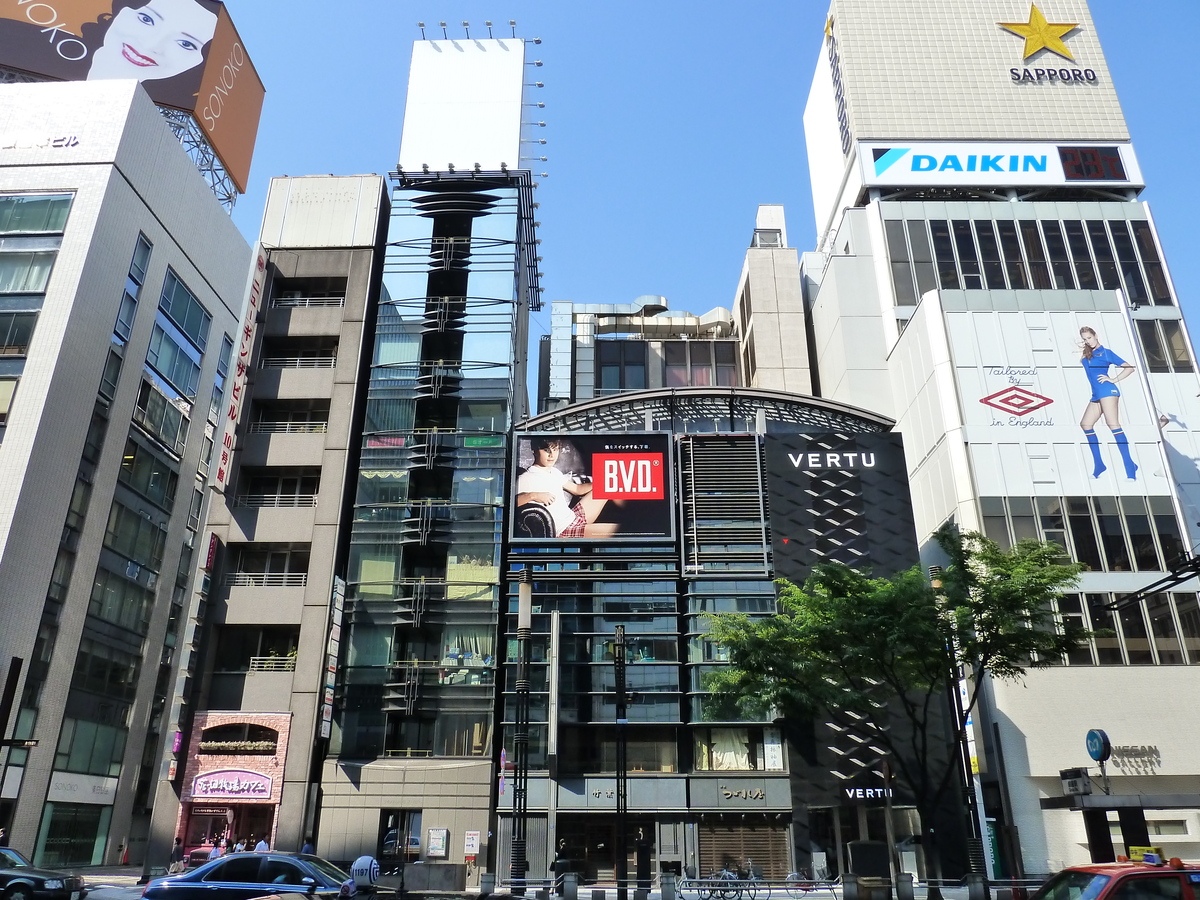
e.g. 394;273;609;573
905;153;1047;173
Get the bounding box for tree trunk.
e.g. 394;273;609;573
920;807;945;900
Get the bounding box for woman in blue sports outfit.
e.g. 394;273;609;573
1079;326;1137;479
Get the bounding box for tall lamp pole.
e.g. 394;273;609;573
511;570;533;895
614;626;629;900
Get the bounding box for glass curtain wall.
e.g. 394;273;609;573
335;177;528;760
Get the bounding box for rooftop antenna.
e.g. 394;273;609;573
486;20;493;38
417;21;425;39
509;19;517;38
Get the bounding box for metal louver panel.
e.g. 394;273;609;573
680;435;770;576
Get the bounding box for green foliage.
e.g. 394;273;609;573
704;524;1086;827
705;525;1084;723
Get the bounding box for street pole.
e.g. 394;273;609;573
510;571;533;896
614;626;628;900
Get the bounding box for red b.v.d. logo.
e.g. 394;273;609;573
980;387;1053;417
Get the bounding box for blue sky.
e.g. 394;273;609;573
227;1;1200;347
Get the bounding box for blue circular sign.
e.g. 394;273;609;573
1086;729;1111;762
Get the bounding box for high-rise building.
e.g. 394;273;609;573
799;0;1200;872
172;34;543;885
145;174;390;869
0;79;250;865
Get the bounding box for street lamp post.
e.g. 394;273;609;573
614;626;628;900
510;571;533;895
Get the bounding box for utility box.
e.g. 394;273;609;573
1061;767;1092;796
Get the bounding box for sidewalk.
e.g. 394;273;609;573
61;865;146;888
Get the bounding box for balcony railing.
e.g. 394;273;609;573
247;421;329;434
235;494;318;508
249;656;297;672
271;295;346;309
260;356;337;369
226;572;308;587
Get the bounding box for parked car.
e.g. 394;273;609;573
0;848;86;900
1032;858;1200;900
143;852;355;900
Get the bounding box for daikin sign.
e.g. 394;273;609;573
860;141;1140;188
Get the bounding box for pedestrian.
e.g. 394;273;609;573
254;836;269;852
301;837;315;855
234;837;246;853
0;828;8;847
169;837;186;874
207;840;223;861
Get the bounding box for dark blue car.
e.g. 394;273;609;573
143;852;354;900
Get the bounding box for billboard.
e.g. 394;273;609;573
0;0;263;191
510;433;674;542
860;142;1142;190
946;308;1170;496
764;433;918;581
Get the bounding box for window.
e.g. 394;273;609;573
694;727;785;771
187;488;203;531
129;235;151;285
0;194;72;234
99;348;123;399
261;860;307;886
662;341;740;388
0;378;16;425
983;495;1183;574
48;548;75;603
0;312;35;355
89;570;153;634
158;270;211;351
204;857;263;883
133;379;190;456
213;626;299;671
82;406;109;463
1110;876;1182;900
64;478;92;534
103;501;168;571
596;341;647;392
54;716;127;777
118;439;179;510
72;639;142;703
0;251;55;293
1137;320;1193;373
147;324;202;398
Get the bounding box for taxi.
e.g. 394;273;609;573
1033;856;1200;900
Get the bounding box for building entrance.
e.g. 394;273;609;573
557;814;655;885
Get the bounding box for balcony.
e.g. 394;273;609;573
235;493;318;508
225;572;308;587
271;294;345;309
247;420;329;435
260;355;337;369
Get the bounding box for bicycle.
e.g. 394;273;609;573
785;869;817;899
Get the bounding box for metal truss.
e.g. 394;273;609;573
157;106;238;210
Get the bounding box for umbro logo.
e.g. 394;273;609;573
980;387;1053;417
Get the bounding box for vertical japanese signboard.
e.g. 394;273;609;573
212;243;266;492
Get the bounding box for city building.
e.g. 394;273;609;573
171;33;544;887
145;173;390;868
799;0;1200;873
0;79;250;865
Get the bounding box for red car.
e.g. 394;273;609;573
1033;859;1200;900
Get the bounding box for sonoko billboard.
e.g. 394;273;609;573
0;0;264;192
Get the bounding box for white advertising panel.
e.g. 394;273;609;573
946;307;1171;497
399;39;526;172
860;142;1141;188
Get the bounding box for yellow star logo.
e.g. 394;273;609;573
998;4;1077;61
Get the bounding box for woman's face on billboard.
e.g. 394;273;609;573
89;0;217;82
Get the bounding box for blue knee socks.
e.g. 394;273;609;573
1112;428;1137;479
1084;429;1106;477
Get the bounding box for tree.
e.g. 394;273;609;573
704;525;1086;890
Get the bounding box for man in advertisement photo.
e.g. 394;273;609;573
512;434;672;541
